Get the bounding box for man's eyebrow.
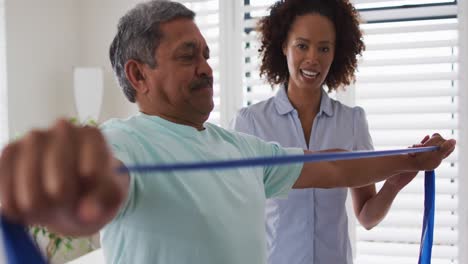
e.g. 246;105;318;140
175;41;198;53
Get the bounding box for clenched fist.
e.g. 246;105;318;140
0;119;128;237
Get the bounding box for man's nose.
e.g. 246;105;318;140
197;57;213;77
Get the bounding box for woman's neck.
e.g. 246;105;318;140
286;82;323;148
286;83;322;115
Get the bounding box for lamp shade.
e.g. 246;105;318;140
73;67;103;123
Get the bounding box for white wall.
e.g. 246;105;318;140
4;0;138;138
5;0;79;136
77;0;138;122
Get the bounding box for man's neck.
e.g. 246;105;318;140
157;112;206;131
139;107;206;131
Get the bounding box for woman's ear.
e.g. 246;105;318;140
125;60;149;94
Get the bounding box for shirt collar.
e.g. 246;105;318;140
274;84;334;117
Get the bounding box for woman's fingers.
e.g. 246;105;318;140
440;139;456;158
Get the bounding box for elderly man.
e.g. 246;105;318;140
0;1;455;264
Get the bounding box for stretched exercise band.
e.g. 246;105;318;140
419;170;435;264
120;146;438;173
0;146;437;263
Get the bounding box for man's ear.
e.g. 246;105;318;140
125;60;149;94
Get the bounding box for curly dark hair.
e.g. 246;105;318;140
257;0;364;91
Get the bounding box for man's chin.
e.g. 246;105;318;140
186;101;212;119
201;104;214;118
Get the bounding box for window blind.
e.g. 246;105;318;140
242;0;278;107
352;1;459;263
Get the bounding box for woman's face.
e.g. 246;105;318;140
283;13;336;92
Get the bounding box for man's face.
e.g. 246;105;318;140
140;18;214;125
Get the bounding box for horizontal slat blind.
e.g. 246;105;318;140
178;0;221;125
352;1;459;263
242;0;280;106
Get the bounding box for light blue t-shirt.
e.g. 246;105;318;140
232;86;373;264
99;113;304;264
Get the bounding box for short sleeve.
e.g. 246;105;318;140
353;107;374;151
232;107;303;198
263;145;304;198
241;135;304;199
100;125;137;220
230;108;255;135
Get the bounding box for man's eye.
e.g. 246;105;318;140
180;55;194;60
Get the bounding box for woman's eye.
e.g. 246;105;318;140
297;44;307;50
320;47;330;52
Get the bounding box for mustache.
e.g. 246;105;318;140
189;76;213;90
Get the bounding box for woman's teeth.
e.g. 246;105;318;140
301;69;319;78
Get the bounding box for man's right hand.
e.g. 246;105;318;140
0;119;127;237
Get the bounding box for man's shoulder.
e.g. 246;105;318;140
205;122;253;140
99;115;155;147
205;123;265;150
101;115;140;130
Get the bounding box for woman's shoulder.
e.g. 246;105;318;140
237;96;277;118
328;97;367;118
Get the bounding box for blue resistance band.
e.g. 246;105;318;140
120;146;438;173
0;218;46;264
0;147;437;264
419;170;435;264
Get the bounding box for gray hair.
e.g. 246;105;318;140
109;0;195;102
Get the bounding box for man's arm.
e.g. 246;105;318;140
0;120;129;237
293;134;456;189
